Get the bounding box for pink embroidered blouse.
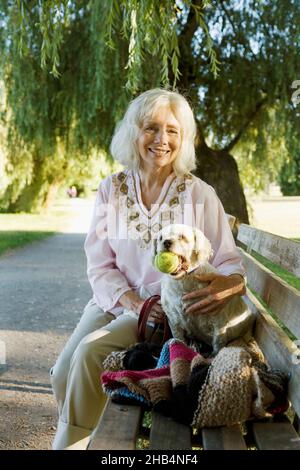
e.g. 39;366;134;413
84;170;245;316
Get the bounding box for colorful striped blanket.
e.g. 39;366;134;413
101;338;288;428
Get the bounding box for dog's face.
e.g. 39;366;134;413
152;224;213;279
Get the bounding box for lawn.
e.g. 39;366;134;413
0;230;55;256
248;249;300;340
0;198;76;256
252;251;300;292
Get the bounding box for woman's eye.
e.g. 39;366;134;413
144;126;178;134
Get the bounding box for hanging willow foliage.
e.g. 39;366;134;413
0;0;299;211
0;0;218;211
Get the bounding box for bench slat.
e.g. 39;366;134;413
245;290;300;418
237;224;300;276
253;421;300;450
239;248;300;339
149;412;191;450
202;425;247;450
88;400;142;450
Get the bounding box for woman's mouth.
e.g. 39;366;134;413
149;148;170;156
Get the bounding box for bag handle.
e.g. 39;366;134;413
138;295;172;345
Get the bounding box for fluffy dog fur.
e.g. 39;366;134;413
153;224;254;354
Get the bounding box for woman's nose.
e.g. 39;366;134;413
154;129;168;144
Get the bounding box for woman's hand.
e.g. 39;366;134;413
182;273;246;316
137;299;166;324
119;291;166;324
148;300;166;324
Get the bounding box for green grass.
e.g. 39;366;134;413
248;249;300;340
251;251;300;292
0;231;55;256
0;198;75;256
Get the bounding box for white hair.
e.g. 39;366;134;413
110;88;197;175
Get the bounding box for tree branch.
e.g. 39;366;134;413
195;122;209;149
178;0;204;43
224;97;267;152
218;0;257;61
173;0;205;89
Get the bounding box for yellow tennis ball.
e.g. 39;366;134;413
154;252;180;273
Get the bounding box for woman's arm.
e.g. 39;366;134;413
183;183;246;315
118;290;166;323
118;290;144;314
84;182;132;312
85;180;166;322
183;272;246;315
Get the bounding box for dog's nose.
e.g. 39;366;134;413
163;239;172;250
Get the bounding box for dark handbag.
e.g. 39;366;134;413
137;294;172;345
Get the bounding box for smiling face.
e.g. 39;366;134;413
137;107;182;173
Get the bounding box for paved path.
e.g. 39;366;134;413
0;208;93;449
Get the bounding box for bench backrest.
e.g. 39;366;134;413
237;224;300;419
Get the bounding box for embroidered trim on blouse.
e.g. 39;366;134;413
132;171;177;220
112;170;193;250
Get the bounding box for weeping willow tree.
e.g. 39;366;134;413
0;0;299;219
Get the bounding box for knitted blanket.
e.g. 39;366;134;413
101;338;288;428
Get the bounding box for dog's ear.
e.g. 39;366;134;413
201;236;214;262
191;229;213;265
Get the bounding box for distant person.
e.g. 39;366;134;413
67;186;77;198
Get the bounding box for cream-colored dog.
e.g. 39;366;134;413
153;224;254;354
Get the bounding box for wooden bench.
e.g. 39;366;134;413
89;224;300;450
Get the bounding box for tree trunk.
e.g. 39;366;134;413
194;142;249;225
6;169;45;213
172;3;249;226
7;160;61;213
43;182;60;212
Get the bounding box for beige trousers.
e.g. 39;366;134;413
50;298;156;450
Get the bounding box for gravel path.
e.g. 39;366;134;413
0;230;92;449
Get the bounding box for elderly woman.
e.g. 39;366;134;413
50;88;246;450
